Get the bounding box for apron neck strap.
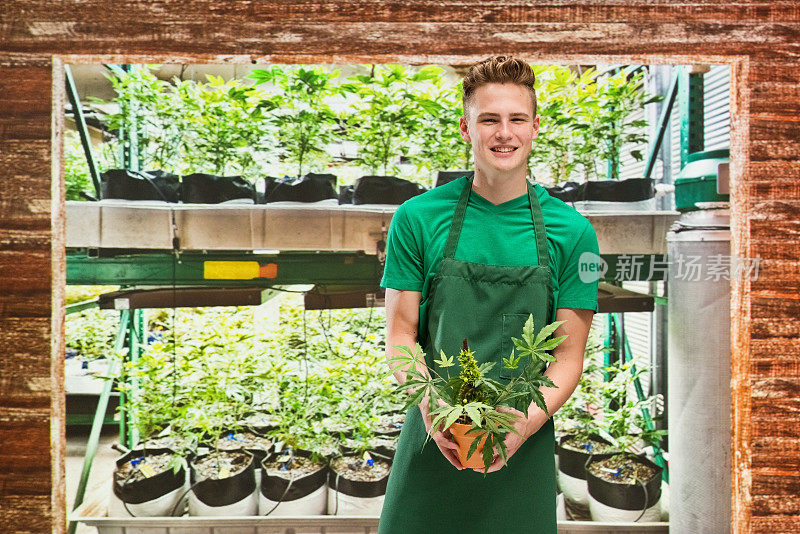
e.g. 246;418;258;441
443;175;549;267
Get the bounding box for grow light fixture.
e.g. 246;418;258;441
97;287;280;309
304;286;385;309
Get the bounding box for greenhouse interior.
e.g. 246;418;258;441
62;62;736;534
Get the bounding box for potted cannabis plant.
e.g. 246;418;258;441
389;314;566;473
553;354;620;510
259;446;329;516
328;437;392;516
109;447;188;518
586;363;668;522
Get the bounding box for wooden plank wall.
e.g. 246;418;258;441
0;1;798;532
0;54;63;531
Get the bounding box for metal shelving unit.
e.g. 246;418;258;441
71;515;668;534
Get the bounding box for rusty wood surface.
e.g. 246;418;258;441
0;1;798;532
1;0;799;25
1;21;799;61
737;53;800;532
0;58;63;533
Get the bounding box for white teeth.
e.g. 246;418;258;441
492;147;515;153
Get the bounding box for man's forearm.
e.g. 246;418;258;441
521;308;593;435
540;355;582;416
522;349;583;435
385;332;430;385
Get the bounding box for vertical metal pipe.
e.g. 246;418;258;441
64;64;102;198
68;309;130;534
667;209;731;532
643;71;678;181
651;280;669;452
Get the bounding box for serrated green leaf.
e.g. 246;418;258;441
482;435;494;470
538;375;557;389
537;335;568;352
464;405;481;426
533;320;566;347
477;361;496;374
503;350;521;369
434;350;455;368
531;349;558;363
529;388;550;416
495;436;508;465
429;411;450;433
466;432;482;460
407;386;428;408
523;314;536;338
443;406;465;431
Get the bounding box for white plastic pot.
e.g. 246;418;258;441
259;482;327;516
588;493;662;522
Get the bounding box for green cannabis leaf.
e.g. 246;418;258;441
434;350;455;368
502;349;522;370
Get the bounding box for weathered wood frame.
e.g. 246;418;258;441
1;4;799;532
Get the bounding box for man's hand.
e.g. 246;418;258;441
420;396;464;470
474;405;548;473
474;308;594;473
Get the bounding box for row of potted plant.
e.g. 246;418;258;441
553;336;668;522
104;299;399;518
66;288;668;522
67;63;659;199
111;427;395;518
111;310;566;519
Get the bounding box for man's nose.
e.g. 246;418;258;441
495;120;512;138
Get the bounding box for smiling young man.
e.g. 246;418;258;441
377;56;599;533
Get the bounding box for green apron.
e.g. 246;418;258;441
378;176;557;534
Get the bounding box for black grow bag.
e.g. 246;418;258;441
351;175;426;205
190;450;256;507
543;181;581;202
586;454;663;511
338;185;354;204
215;429;273;466
101;169;181;202
544;178;654;203
260;448;328;502
339;438;397;461
328;453;391;499
556;434;618;480
263;173;337;203
180;173;255;204
113;448;185;505
373;412;404;437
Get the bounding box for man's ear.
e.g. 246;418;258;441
531;114;540;142
459;116;471;143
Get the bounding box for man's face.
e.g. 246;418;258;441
460;82;539;177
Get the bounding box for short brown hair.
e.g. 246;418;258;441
461;56;537;119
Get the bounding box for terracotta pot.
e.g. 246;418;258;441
449;422;488;469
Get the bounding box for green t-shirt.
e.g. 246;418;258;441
380;176;599;327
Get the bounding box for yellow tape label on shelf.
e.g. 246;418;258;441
204;261;261;280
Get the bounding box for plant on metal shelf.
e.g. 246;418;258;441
249;65;342;178
339;64;442;179
411;81;472;180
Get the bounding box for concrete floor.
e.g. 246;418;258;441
66;425;119;533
